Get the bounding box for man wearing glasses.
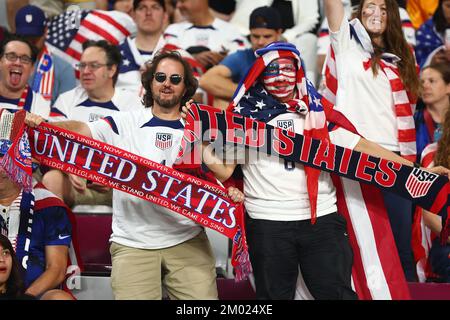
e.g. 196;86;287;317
0;35;50;117
42;40;142;208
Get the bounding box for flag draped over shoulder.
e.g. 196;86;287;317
45;9;135;73
228;42;357;224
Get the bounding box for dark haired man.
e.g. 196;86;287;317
26;50;244;300
116;0;167;91
0;35;50;117
42;40;143;208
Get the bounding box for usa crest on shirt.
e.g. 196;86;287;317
155;133;173;150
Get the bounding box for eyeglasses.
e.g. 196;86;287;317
75;62;110;71
3;52;33;65
154;72;183;85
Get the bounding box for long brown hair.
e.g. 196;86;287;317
0;234;26;298
435;108;450;168
141;50;198;109
357;0;419;97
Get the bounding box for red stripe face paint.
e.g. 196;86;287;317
262;57;296;101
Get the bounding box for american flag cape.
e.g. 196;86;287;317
321;20;422;299
228;42;411;299
45;9;135;76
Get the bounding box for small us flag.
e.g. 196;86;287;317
45;9;135;73
155;133;173;150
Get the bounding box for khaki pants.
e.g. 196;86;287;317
110;230;218;300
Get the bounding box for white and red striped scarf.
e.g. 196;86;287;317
323;19;417;162
32;46;55;101
321;20;413;299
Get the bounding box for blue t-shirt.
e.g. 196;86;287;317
220;48;256;83
21;205;72;287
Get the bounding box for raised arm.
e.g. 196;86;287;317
25;112;93;138
324;0;346;32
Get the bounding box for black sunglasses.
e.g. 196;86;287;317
154;72;183;85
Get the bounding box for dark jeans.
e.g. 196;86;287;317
246;212;358;300
381;190;416;281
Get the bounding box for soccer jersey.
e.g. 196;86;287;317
0;90;50;118
2;186;72;288
50;86;143;122
242;113;345;222
163;18;249;56
88;109;202;249
329;18;400;152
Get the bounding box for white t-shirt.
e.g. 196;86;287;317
330;18;400;151
163;18;249;55
50;86;143;122
88;109;202;249
0;90;50;118
242;112;358;221
318;7;416;56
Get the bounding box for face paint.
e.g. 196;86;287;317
262;58;297;99
363;4;385;34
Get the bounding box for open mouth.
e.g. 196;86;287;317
9;69;23;86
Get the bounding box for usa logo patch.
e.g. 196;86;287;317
277;119;294;132
155;133;173;150
405;168;438;198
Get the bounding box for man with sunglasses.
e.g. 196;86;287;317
0;35;50;117
42;40;143;209
26;50;244;300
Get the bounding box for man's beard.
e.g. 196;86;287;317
154;92;183;109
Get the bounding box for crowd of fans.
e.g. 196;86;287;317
0;0;449;300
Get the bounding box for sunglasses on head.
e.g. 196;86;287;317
154;72;183;85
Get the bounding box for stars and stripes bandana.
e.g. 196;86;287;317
228;42;356;224
31;45;55;101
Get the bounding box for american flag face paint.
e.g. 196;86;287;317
262;57;297;100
